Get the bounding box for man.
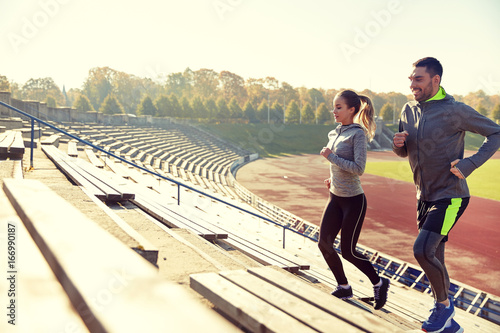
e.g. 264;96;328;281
393;57;500;333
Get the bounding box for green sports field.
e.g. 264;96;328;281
200;123;500;201
365;159;500;201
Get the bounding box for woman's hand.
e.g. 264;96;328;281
324;178;331;189
320;147;332;158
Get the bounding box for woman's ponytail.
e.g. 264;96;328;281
357;95;376;141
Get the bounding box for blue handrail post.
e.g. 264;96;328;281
30;118;35;168
283;226;286;249
177;184;180;205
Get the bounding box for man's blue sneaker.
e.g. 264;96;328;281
422;298;455;332
441;319;463;333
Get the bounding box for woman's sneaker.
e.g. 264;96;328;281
373;277;390;310
422;297;455;333
331;285;353;300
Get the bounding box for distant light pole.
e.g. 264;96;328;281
299;99;302;124
315;97;318;125
267;93;270;124
392;98;396;124
283;95;286;124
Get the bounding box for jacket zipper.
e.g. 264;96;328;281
417;108;426;199
330;126;347;150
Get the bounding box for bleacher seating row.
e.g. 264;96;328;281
0;177;235;332
49;122;245;201
47;143;312;273
0;130;25;159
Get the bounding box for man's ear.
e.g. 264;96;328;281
432;75;441;86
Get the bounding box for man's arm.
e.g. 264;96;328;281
454;104;500;178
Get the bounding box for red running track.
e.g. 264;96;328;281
236;151;500;296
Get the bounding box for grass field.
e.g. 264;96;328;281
199;123;499;201
365;159;500;201
199;123;332;157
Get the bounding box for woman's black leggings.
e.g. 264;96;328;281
318;192;379;285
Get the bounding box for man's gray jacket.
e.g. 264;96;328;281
393;93;500;201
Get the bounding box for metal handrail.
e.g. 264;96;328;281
0;100;314;248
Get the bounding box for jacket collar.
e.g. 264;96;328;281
335;123;363;132
425;86;447;102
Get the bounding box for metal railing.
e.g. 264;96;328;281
0;100;314;248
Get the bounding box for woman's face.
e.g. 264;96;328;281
332;96;355;125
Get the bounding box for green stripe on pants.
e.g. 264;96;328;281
441;198;462;235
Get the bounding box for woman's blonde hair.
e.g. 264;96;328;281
336;90;376;141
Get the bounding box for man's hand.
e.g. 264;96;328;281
450;159;465;179
324;178;331;189
393;130;409;148
320;147;333;158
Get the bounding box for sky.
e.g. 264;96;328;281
1;0;499;97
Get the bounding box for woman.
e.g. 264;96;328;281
319;89;389;310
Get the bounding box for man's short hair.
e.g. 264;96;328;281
413;57;443;80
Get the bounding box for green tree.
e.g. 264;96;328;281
73;94;94;112
246;78;267;106
285;100;300;124
281;82;299;106
271;100;284;123
193;68;219;98
137;96;157;116
181;67;194;98
82;67;115;110
381;92;408;116
316;102;331;124
257;99;269;122
380;102;395;122
45;96;57;108
99;94;124;115
308;88;325;106
492;103;500;123
22;77;64;104
155;95;172;117
0;75;11;91
9;82;21;99
228;97;243;119
301;102;315;124
220;70;247;102
464;90;490;111
66;88;81;107
205;97;217;120
477;102;488;116
169;94;182;117
165;72;189;97
243;101;257;123
180;96;193;118
114;71;144;114
191;96;207;118
216;97;230;120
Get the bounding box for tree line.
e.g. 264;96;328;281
1;67;500;124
